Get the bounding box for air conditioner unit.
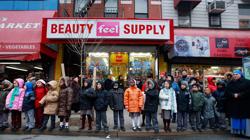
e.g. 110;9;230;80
208;1;226;14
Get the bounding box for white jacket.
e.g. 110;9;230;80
159;88;177;113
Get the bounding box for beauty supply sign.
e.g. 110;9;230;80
46;19;172;40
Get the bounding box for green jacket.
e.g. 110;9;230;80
190;92;205;112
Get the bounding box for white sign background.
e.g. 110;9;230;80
46;19;171;40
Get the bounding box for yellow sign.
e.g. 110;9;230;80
110;52;128;65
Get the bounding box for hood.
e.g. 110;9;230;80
84;79;92;89
25;81;33;92
147;79;155;89
36;79;46;86
96;81;103;90
15;78;24;88
60;76;70;87
181;81;188;88
207;77;216;86
48;80;58;90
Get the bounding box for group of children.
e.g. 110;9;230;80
0;75;227;133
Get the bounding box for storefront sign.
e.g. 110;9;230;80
110;53;128;64
46;19;172;40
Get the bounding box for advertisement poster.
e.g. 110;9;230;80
243;57;250;80
174;36;210;57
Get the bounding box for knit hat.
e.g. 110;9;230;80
129;79;136;84
37;79;46;85
181;81;188;87
233;70;242;76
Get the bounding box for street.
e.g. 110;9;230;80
0;134;248;140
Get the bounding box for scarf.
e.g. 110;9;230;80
9;87;20;108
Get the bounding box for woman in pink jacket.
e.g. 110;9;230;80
5;78;25;131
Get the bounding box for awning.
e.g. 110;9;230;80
0;11;57;61
172;28;250;58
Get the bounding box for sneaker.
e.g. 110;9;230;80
120;127;126;131
105;129;109;134
65;126;69;132
132;127;137;132
136;127;142;131
113;126;118;130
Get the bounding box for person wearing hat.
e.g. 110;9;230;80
34;79;47;129
124;79;144;131
176;81;191;132
225;70;250;136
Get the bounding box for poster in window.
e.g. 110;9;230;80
243;57;250;80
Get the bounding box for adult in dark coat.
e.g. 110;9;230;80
70;77;81;113
144;79;159;133
79;79;95;130
225;70;250;136
110;81;125;131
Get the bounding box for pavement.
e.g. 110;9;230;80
0;108;233;137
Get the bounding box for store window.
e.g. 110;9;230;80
135;0;148;18
129;53;155;78
239;4;250;29
178;11;191;27
104;0;118;17
209;14;221;27
86;52;109;79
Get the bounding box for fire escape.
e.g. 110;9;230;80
75;0;96;17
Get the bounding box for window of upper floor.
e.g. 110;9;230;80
104;0;118;17
239;4;250;29
135;0;148;18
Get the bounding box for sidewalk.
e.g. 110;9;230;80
1;108;229;137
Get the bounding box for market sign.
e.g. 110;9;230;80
45;18;173;40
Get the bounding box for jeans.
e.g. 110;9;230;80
42;114;56;128
202;118;215;129
217;112;226;129
24;109;35;129
190;111;201;129
0;112;9;127
177;111;188;130
96;111;108;130
113;110;124;128
145;112;159;131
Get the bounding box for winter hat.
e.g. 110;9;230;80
147;79;155;89
129;79;136;84
233;70;243;77
37;79;46;85
181;81;188;87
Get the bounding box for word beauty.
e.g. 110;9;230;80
50;23;93;34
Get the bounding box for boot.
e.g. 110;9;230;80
163;119;167;132
87;115;92;130
79;116;86;130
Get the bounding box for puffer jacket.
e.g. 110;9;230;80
144;80;159;113
80;79;95;110
177;89;191;112
22;82;35;112
58;86;73;117
0;80;12;112
5;78;25;111
124;86;144;113
34;86;47;109
39;80;59;115
190;91;205;112
207;77;217;93
203;94;216;119
110;88;124;111
94;89;109;111
159;87;177;113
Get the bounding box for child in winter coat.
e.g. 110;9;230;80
176;81;191;132
159;80;177;132
5;78;25;131
0;79;13;131
94;81;109;133
213;81;227;130
110;81;125;131
202;87;216;130
124;79;144;131
190;84;205;132
34;79;47;128
39;80;59;131
58;77;73;131
144;79;159;133
22;81;35;132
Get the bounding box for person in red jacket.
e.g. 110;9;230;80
207;77;217;93
34;79;47;128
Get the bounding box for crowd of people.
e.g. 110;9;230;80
0;69;249;136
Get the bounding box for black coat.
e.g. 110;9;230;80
0;90;9;112
94;89;109;111
110;88;124;111
144;88;159;113
213;88;226;113
225;78;250;118
177;89;191;112
80;87;95;110
22;91;35;112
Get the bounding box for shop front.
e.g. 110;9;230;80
169;28;250;85
0;11;57;81
43;18;174;81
